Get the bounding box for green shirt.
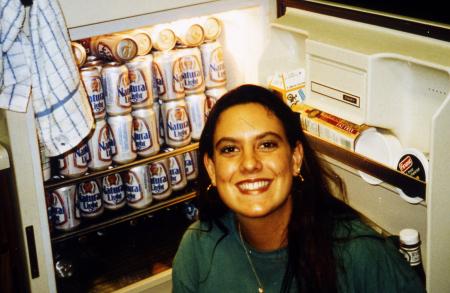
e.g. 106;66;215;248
172;212;425;293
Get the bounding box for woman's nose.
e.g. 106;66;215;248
239;149;262;173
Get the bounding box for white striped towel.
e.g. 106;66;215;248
0;0;32;112
29;0;94;157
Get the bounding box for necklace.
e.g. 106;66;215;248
237;222;265;293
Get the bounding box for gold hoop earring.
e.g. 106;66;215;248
207;184;212;191
297;169;304;182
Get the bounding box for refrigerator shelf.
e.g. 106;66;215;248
305;132;426;198
51;188;197;243
44;142;199;191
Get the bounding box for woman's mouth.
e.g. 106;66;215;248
236;179;272;194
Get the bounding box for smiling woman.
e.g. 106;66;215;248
172;84;425;293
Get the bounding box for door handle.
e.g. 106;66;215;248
25;226;40;278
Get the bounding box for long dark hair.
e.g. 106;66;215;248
197;84;356;292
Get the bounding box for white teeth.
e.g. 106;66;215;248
238;181;269;191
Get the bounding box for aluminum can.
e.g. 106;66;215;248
58;142;90;178
117;29;152;56
78;180;104;218
126;55;154;109
108;114;137;164
200;41;227;89
153;51;185;101
101;173;126;210
185;93;207;140
172;20;205;47
39;140;51;181
205;86;227;117
164;148;187;192
83;59;104;76
51;185;80;231
145;25;177;51
153;99;165;146
132;107;160;157
80;66;106;120
123;165;153;209
184;149;198;181
78;37;96;55
149;158;172;200
202;17;222;41
177;47;205;94
93;34;138;62
71;42;87;67
161;99;191;148
86;55;100;63
87;119;112;171
101;62;132;116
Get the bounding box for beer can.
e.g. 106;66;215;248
153;51;185;101
87;119;112;171
51;185;80;231
58;142;90;178
78;180;104;218
126;55;154;109
153;98;165;146
202;16;222;41
145;25;177;51
177;47;205;94
205;87;227;117
123;165;153;209
108;114;137;164
39;140;51;181
71;42;87;68
164;148;187;192
93;34;138;62
185;93;207;141
171;20;205;47
101;62;132;116
80;66;106;120
83;59;104;76
101;173;126;210
184;149;198;181
117;29;152;56
86;55;100;63
149;158;172;200
132;107;160;157
78;37;96;55
161;99;191;148
200;41;227;89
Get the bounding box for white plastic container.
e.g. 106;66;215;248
395;148;428;204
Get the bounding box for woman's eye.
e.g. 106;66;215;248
259;141;278;150
219;145;238;154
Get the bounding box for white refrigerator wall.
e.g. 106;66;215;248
0;0;449;292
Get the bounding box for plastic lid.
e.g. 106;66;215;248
399;228;419;245
395;148;428;204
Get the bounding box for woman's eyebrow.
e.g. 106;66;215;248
214;132;283;149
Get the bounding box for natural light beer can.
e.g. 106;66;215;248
172;20;205;47
102;62;132;116
149;158;172;200
117;29;152;56
177;47;205;94
202;16;222;41
51;185;80;231
184;149;198;181
185;93;207;140
153;51;185;101
132;107;160;157
78;180;104;218
87;119;112;171
145;25;177;51
205;86;227;116
161;99;191;148
126;55;154;109
92;34;138;62
153;98;165;146
108;114;137;164
83;59;103;75
71;42;87;68
164;148;187;192
124;165;153;209
101;173;126;210
58;142;90;178
200;41;226;89
80;66;106;120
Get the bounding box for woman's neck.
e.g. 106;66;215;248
236;198;291;252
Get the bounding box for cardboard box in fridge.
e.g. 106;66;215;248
269;68;306;108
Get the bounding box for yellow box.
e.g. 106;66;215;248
269;69;306;107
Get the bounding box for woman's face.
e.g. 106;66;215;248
204;103;303;219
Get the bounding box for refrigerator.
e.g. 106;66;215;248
0;0;449;292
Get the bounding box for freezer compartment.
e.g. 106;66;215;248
53;206;192;292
